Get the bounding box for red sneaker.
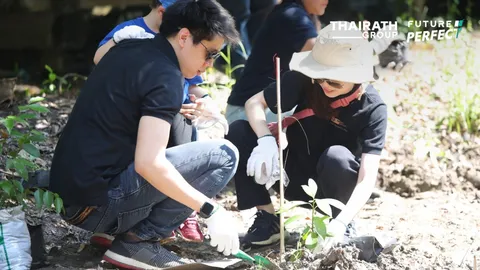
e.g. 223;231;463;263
90;233;115;249
176;213;204;242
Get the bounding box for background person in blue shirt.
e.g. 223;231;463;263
91;0;210;245
94;0;205;104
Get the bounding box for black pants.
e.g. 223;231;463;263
167;113;196;148
226;120;360;218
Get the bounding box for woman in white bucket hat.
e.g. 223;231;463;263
226;23;388;252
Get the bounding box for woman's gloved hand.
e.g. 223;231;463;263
246;135;279;185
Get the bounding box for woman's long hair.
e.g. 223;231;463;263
305;81;363;120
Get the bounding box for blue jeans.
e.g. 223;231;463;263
64;139;238;240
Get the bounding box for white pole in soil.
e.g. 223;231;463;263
275;56;285;259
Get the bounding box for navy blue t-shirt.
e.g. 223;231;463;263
98;17;203;103
227;1;318;106
263;70;388;180
50;35;185;206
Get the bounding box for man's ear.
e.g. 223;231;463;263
156;6;166;15
177;28;190;49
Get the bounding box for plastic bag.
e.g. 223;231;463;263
0;206;32;270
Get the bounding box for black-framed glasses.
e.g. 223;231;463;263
315;78;344;89
199;41;221;61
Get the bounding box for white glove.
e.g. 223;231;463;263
204;205;240;256
113;25;154;44
321;219;348;253
192;96;229;135
247;135;279;185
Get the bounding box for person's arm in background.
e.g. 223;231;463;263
94;39;116;65
181;76;210;120
186;75;208;98
189;84;209;98
300;37;316;52
93;25;119;65
93;24;155;65
288;8;318;53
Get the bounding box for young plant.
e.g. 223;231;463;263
1;97;49;181
43;65;86;95
277;179;345;261
435;45;480;136
218;42;247;88
0;97;63;214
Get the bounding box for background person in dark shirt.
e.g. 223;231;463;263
226;23;388;252
226;0;325;124
215;0;279;79
49;1;241;268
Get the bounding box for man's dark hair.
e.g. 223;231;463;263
160;0;240;45
150;0;161;8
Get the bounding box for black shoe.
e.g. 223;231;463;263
103;237;190;269
241;210;282;251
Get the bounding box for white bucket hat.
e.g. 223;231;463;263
289;22;375;84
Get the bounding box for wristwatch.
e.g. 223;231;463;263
199;201;216;219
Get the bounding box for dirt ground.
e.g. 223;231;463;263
1;34;480;270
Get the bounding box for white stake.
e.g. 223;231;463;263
275;56;285;259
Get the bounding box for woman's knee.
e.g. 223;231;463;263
317;145;356;172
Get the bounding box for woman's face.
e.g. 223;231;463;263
303;0;329;16
315;79;355;98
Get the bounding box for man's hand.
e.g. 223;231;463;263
204;205;240;256
113;25;154;44
247;136;279;185
180;102;205;120
183;95;230;134
321;219;347;253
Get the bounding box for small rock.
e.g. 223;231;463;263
466;169;480;189
83;261;95;268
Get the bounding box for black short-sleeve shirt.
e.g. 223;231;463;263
227;0;318;106
263;70;388;179
49;35;184;206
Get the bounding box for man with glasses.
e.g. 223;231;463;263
49;1;241;268
91;0;225;245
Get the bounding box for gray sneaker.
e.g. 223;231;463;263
103;237;190;269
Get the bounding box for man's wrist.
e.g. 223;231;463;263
198;200;219;219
